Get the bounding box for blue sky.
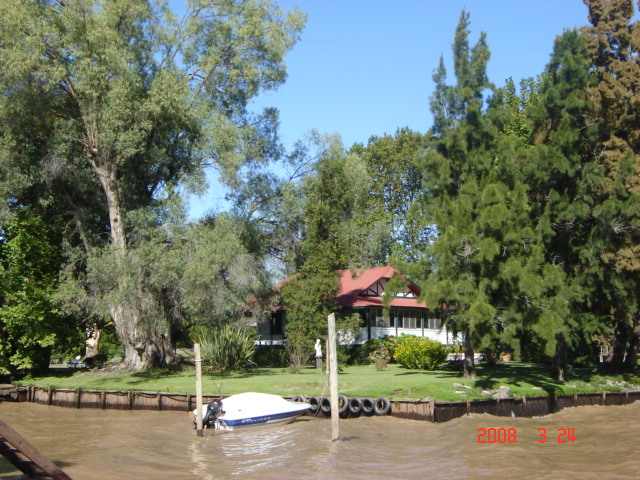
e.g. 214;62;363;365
188;0;591;219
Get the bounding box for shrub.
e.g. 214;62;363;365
253;346;288;368
393;335;448;370
367;336;396;364
193;324;257;371
338;344;369;366
365;336;397;370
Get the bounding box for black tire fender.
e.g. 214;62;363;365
290;395;306;403
373;397;391;416
348;397;363;416
320;396;332;415
362;397;375;415
338;395;349;417
308;396;321;414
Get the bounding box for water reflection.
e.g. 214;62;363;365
1;401;639;479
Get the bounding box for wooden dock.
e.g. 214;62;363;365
0;419;73;480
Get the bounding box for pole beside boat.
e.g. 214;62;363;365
195;343;204;436
328;313;340;441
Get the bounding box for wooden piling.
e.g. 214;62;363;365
328;313;339;442
195;343;204;436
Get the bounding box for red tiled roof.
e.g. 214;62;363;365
335;266;426;309
272;266;427;310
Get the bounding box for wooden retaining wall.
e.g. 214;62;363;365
6;386;640;423
13;386;223;413
391;390;640;422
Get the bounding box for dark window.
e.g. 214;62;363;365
271;311;284;335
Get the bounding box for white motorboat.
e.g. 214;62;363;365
192;392;311;431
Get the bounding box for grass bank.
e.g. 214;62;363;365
13;362;640;402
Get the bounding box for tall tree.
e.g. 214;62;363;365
350;128;432;263
580;0;640;370
279;135;373;371
415;10;495;379
0;0;305;370
524;29;598;379
0;210;80;374
415;10;572;380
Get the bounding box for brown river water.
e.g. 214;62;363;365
1;400;639;479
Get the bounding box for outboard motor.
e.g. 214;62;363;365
201;399;223;428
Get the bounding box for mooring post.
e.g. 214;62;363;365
328;313;339;441
322;338;330;396
195;343;204;437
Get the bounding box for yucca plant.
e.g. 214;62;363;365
193;325;258;371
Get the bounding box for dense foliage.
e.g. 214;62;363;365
192;325;258;372
393;335;449;370
0;0;305;371
1;0;638;379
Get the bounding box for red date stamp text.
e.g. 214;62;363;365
477;427;576;444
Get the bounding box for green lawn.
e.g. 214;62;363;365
14;362;640;402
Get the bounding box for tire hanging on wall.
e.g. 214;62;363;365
319;395;349;416
308;396;320;414
320;396;332;415
348;397;363;416
338;395;349;418
362;397;375;415
373;397;391;415
290;395;306;403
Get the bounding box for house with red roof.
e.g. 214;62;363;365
255;266;449;345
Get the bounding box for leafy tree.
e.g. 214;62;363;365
0;210;80;374
0;0;305;370
225;131;327;278
279;135;373;371
180;214;268;328
350;128;432;263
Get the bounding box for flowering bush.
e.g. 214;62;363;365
367;336;396;369
393;334;448;370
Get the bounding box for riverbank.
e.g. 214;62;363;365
11;362;640;402
5;384;640;423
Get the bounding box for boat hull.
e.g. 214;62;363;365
194;392;311;431
216;408;308;431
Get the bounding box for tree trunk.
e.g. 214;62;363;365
623;321;640;371
463;329;476;379
92;158;175;370
605;318;628;372
551;335;567;381
110;303;175;370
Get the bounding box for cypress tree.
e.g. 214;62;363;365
526;29;598;379
581;0;640;370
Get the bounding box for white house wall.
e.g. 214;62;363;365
352;327;450;345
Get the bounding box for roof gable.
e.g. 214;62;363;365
336;266;425;309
